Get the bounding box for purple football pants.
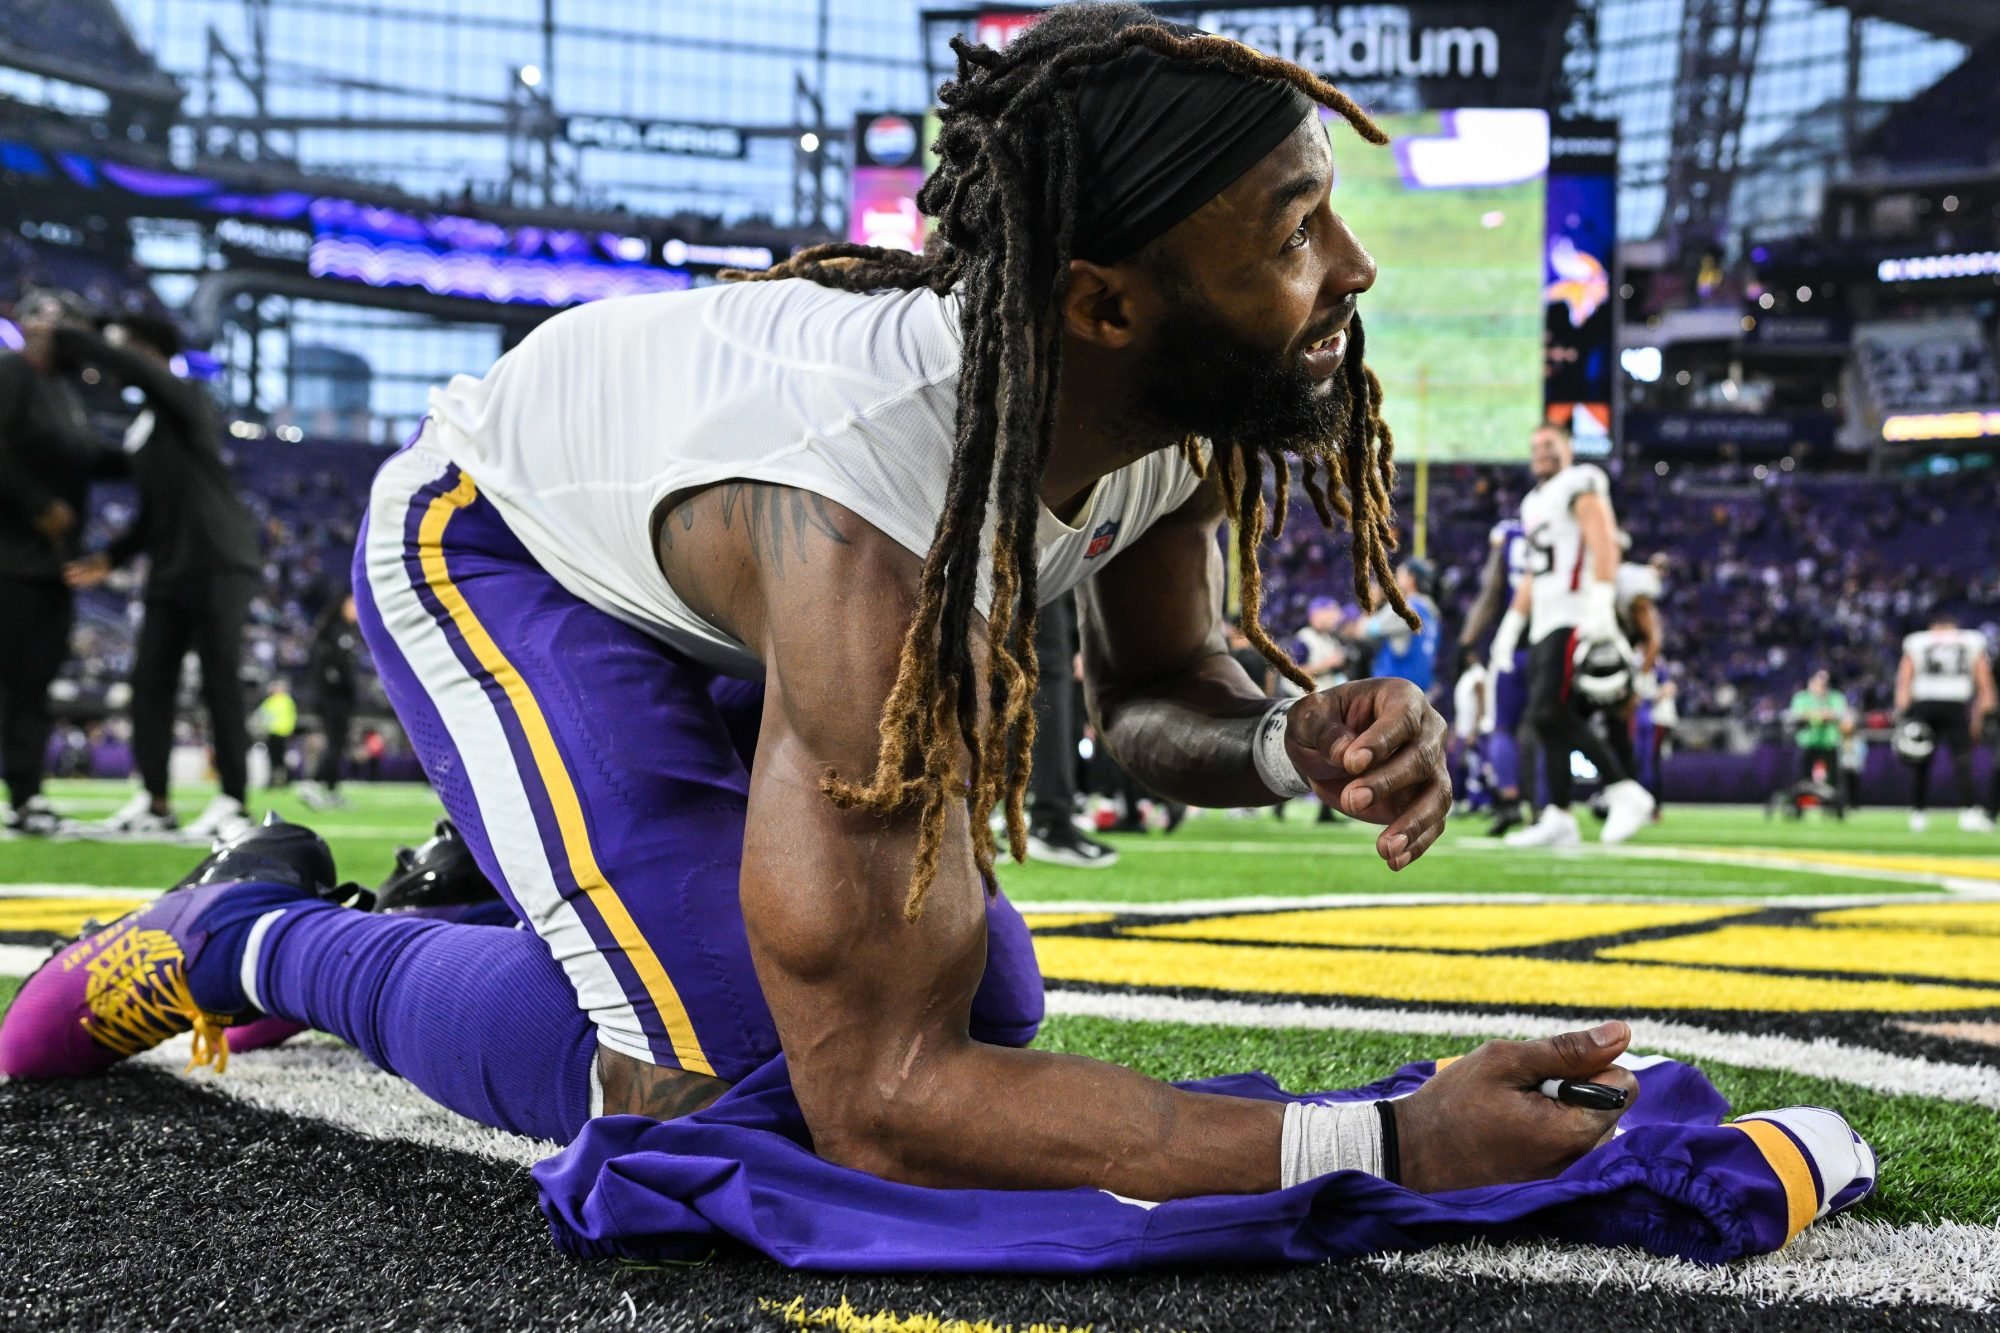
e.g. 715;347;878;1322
237;442;1042;1143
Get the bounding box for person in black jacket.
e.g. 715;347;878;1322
0;290;124;835
298;591;362;811
62;314;261;842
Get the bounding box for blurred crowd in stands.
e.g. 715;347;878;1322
1261;460;2000;733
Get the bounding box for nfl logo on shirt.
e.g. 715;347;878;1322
1085;519;1120;559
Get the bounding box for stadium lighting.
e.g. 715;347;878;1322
1758;292;1775;309
1796;286;1812;302
1943;195;1959;212
799;131;820;153
518;64;542;87
1620;346;1663;382
1877;250;2000;282
277;424;304;442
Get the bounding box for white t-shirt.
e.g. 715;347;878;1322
1903;627;1987;704
1453;661;1494;736
421;280;1206;676
1293;626;1347;691
1519;462;1611;644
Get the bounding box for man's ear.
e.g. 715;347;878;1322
1063;258;1143;349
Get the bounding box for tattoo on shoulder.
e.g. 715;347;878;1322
661;483;850;577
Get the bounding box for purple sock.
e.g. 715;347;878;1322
1486;730;1520;795
248;901;596;1143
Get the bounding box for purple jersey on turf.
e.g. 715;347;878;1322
535;1054;1874;1271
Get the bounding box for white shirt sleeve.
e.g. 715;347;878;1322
1559;464;1610;512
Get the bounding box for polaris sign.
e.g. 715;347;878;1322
1193;10;1497;82
563;116;745;160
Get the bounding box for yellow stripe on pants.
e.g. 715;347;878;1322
417;473;714;1076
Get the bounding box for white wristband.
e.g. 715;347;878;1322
1252;696;1311;799
1280;1099;1386;1186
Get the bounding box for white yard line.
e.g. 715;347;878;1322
1016;888;1966;915
0;944;53;974
1043;990;2000;1111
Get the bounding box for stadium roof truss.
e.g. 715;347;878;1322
1662;0;1772;255
1825;1;2000;48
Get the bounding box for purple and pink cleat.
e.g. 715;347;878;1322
0;813;335;1079
1;812;514;1074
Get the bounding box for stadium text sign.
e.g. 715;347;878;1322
930;4;1556;108
1193;10;1496;80
563;116;745;160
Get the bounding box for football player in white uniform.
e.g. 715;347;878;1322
1488;423;1655;846
1895;614;1995;833
1456;514;1537;835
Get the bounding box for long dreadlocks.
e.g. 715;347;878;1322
726;3;1413;920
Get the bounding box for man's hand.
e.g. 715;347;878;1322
1394;1020;1639;1193
1284;678;1451;871
63;552;111;589
32;500;75;544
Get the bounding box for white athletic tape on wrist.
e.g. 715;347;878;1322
1280;1098;1385;1187
1252;696;1311;799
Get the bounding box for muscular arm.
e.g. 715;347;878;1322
1079;474;1453;869
1076;474;1272;808
1572;492;1619;586
645;479;1629;1196
1458;542;1510;650
659;481;1282;1196
1895;655;1914;715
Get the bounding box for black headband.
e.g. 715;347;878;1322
1072;34;1318;265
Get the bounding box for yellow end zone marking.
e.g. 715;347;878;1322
1813;903;2000;936
1029;934;2000;1013
1124;904;1749;952
1603;924;2000;985
0;897;151;933
762;1296;1096;1333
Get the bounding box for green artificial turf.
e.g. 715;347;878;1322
6;781;1986;907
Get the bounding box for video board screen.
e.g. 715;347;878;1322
1327;107;1548;461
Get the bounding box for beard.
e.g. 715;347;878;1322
1134;293;1357;458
